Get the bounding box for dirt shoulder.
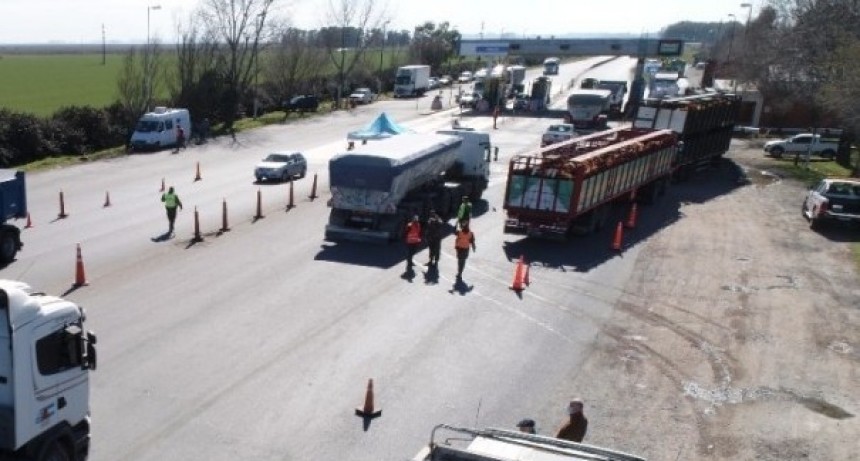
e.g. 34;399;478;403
575;141;860;460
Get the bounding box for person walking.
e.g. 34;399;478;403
457;195;472;224
161;186;183;235
454;220;475;280
555;399;588;443
424;210;444;267
404;215;422;269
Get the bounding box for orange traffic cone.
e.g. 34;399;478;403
194;162;202;181
73;243;88;287
611;221;624;251
309;173;318;200
103;191;111;208
192;207;203;242
510;256;525;292
24;212;33;228
625;203;638;229
523;259;530;286
287;180;295;209
355;379;382;418
58;190;68;219
254;189;264;220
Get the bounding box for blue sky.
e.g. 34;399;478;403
0;0;762;44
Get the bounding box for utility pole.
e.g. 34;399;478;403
101;24;106;66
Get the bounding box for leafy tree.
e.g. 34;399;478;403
410;22;460;72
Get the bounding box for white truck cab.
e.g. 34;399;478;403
0;280;97;461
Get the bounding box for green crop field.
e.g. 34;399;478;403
0;53;125;116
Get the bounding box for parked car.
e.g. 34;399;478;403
458;71;473;83
439;75;452;86
458;91;481;109
802;178;860;229
541;123;576;146
284;95;319;113
764;133;839;159
254;152;307;183
428;77;440;89
349;88;376;105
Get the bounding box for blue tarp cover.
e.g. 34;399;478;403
347;112;412;140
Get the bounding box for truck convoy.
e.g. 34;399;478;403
325;128;491;242
0;280;97;461
394;65;431;98
633;92;741;179
411;424;645;461
0;170;27;264
504;127;677;239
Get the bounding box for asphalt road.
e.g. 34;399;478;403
1;56;653;460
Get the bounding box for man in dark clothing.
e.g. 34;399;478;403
453;220;475;280
161;186;183;235
555;399;588;443
424;211;444;267
174;125;186;153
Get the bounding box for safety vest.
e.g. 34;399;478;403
163;193;179;208
455;230;473;250
406;222;422;244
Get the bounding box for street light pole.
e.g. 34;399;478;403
145;4;161;112
379;20;390;95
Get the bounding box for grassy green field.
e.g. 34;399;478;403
0;53;127;116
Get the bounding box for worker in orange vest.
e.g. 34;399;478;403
404;215;422;269
454;220;476;280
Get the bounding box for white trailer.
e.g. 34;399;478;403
0;280;97;461
394;65;431;97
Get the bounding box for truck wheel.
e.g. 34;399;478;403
39;440;71;461
0;232;17;264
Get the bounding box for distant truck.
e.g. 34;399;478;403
129;107;191;151
633;92;741;179
325;129;492;242
595;80;628;117
394;65;431;98
506;65;527;97
529;76;553;111
566;89;612;131
763;133;840;159
543;57;560;75
504;127;677;239
411;424;645;461
0;279;98;461
0;170;27;264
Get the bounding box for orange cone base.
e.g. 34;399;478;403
355;407;382;418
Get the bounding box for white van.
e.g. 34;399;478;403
129;107;191;151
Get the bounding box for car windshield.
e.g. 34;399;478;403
290;96;304;103
264;154;291;163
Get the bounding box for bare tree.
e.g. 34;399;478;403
322;0;388;108
266;28;328;106
116;42;164;118
198;0;276;128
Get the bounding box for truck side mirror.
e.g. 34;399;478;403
85;331;97;370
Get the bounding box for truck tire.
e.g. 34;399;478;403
0;231;18;264
39;440;71;461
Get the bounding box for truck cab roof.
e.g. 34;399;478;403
0;280;81;332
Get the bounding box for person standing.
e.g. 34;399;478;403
457;195;472;224
161;186;183;235
174;124;186;153
454;221;475;280
555;399;588;443
424;211;444;267
404;215;422;269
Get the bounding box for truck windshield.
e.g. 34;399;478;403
395;75;412;84
135;120;160;133
568;95;608;107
